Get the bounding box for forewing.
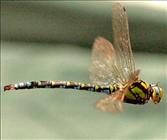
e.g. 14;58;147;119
90;37;123;84
112;3;136;82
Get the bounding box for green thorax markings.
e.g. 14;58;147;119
124;80;151;104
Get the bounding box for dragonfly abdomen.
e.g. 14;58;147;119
4;80;118;94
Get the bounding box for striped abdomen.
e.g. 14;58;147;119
4;80;119;94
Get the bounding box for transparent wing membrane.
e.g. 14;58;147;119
90;3;136;85
90;37;123;84
90;3;138;112
112;3;135;82
96;91;124;112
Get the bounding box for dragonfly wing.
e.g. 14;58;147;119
90;4;136;85
91;4;139;112
90;37;123;84
96;89;126;112
112;3;136;82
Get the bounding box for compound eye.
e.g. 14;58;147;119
151;86;163;104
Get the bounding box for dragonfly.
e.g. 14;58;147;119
4;3;164;112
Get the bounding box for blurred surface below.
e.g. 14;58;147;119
1;1;167;139
1;41;167;139
1;1;167;53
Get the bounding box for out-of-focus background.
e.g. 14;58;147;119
1;1;167;139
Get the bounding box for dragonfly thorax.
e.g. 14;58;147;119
124;80;152;104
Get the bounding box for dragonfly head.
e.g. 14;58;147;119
150;83;164;104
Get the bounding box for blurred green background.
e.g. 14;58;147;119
1;1;167;139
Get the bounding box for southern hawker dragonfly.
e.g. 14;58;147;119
4;3;164;112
